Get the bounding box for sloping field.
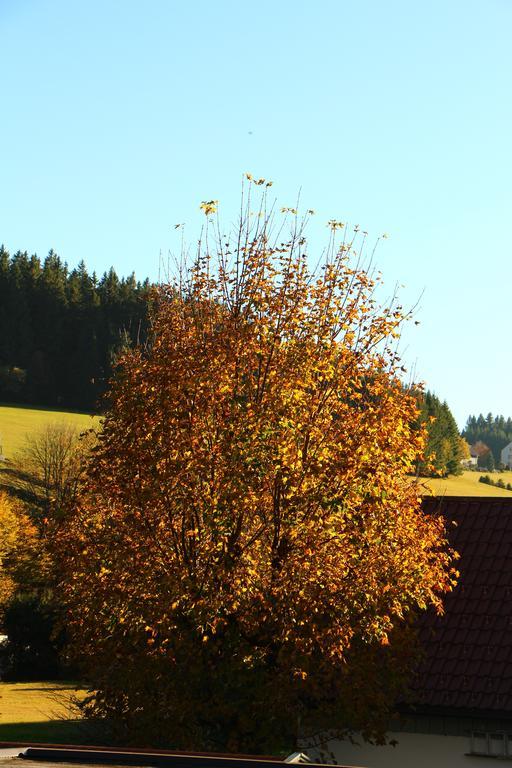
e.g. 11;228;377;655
421;470;512;497
0;404;98;459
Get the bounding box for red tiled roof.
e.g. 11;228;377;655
410;496;512;714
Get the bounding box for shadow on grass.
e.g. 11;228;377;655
0;720;91;744
0;465;40;505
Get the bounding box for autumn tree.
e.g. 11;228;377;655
458;437;471;463
0;491;60;680
1;425;96;679
0;491;40;613
57;181;455;752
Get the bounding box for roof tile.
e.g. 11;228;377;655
410;498;512;714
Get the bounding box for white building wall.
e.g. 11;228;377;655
306;731;499;768
501;442;512;468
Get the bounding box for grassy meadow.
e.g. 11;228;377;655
420;470;512;498
0;681;89;744
0;404;98;459
1;403;511;499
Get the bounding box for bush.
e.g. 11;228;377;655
0;593;68;680
0;365;27;401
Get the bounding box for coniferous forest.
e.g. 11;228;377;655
462;414;512;465
415;390;464;477
0;245;152;411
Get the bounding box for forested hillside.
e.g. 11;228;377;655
462;414;512;464
0;246;152;411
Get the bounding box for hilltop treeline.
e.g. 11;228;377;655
462;414;512;464
0;246;152;411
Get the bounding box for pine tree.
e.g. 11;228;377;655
415;391;463;477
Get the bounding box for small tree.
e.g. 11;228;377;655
13;422;95;521
458;437;471;464
475;441;491;468
57;183;455;752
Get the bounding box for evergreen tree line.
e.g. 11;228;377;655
415;390;464;477
462;413;512;466
0;245;152;411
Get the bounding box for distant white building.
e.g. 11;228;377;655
501;442;512;469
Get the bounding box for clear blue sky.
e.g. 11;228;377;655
1;0;511;427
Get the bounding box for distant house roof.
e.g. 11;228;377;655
410;496;512;715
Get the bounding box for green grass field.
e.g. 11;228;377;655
0;681;90;744
420;470;512;497
0;404;98;459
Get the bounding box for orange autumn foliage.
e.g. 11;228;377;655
0;491;40;610
57;182;456;751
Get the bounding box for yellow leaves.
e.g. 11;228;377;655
0;491;41;605
200;200;218;216
245;173;272;187
56;182;454;743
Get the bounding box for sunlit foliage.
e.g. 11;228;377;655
57;181;456;752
